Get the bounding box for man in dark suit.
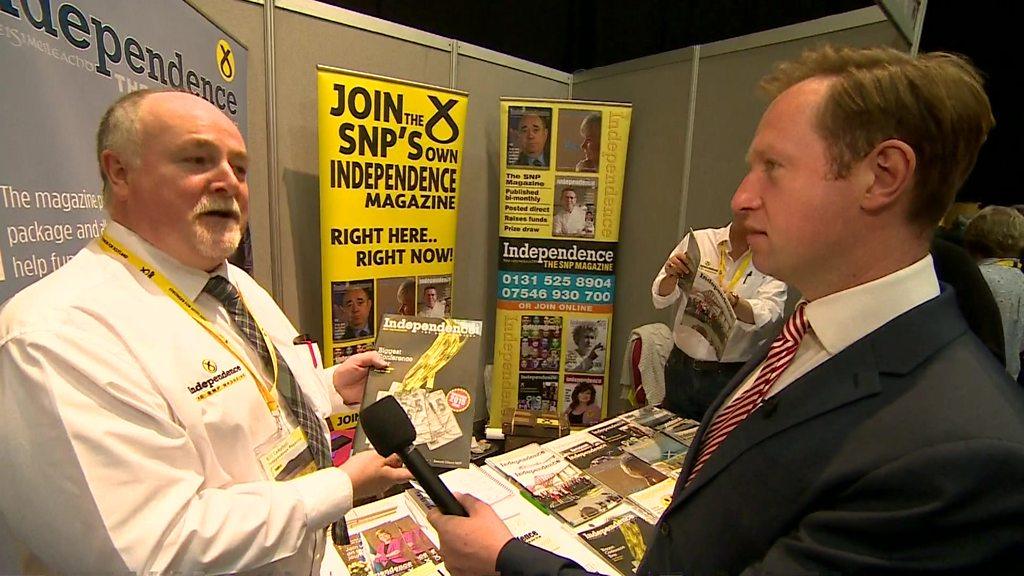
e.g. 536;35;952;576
428;46;1024;575
510;110;550;168
340;286;373;340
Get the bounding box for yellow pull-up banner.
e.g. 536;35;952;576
317;67;468;367
490;99;633;428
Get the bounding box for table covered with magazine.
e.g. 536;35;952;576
341;405;699;576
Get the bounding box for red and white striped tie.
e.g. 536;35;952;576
686;301;811;485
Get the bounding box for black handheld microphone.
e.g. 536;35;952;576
360;395;468;516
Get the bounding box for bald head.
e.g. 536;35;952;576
97;90;250;271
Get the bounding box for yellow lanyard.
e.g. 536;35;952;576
717;242;753;293
99;232;282;418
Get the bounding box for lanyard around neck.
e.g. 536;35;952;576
717;241;753;293
99;231;281;416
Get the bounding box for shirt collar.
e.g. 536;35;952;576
717;223;749;263
720;223;734;254
104;221;228;301
805;255;939;355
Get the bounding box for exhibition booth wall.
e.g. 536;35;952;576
193;0;905;416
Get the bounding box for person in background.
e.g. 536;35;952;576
964;205;1024;379
930;236;1005;366
653;218;787;419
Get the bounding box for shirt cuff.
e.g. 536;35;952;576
290;466;353;530
496;538;583;576
651;274;680;309
747;300;775;328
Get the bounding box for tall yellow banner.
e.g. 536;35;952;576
318;68;467;464
490;99;632;429
318;67;468;368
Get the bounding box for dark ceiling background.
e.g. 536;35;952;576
319;1;1016;207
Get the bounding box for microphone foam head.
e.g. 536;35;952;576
360;395;416;457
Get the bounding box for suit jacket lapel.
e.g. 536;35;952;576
671;342;772;498
675;344;882;502
665;288;967;514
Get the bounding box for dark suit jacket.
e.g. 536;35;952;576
341;324;372;340
512;153;548;168
498;289;1024;575
931;236;1005;365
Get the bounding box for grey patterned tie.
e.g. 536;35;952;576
204;275;351;545
202;276;332;469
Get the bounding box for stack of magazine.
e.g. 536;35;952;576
341;405;699;576
485;406;699;574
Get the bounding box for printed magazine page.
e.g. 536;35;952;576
486;443;619;526
587;417;654;449
628;479;675;523
623;432;687;467
353;315;483;468
575;504;656;576
675;230;701;293
340;496;445;576
619;406;676;430
655;415;701;447
675;229;737;359
585;453;667;498
680;269;736;359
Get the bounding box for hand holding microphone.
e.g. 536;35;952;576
360;395;468;516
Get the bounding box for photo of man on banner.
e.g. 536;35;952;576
507;107;552;168
333;280;375;341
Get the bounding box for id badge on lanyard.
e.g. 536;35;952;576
255;426;318;481
99;232;319;481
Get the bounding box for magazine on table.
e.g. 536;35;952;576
655;415;701;446
619;405;676;430
339;496;446;576
487;443;621;526
623;431;688;467
587;417;655;449
585;452;668;498
628;478;676;523
575;504;657;576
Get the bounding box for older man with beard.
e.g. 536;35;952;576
0;89;411;575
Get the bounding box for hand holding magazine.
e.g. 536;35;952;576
676;229;737;359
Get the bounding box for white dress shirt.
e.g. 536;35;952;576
652;225;787;362
553;206;587;236
721;255;941;409
0;222;353;575
419;300;447;318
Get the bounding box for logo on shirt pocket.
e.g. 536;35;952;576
188;364;244;400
